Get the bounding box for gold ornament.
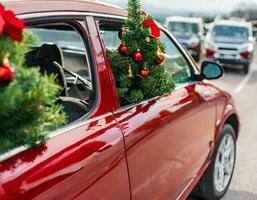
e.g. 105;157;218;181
156;47;165;64
128;65;133;78
3;53;10;66
157;47;163;56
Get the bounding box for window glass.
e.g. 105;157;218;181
168;22;199;34
160;31;192;84
99;20;193;85
100;30;120;50
26;24;94;123
212;25;249;38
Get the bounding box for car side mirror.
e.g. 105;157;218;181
201;61;223;80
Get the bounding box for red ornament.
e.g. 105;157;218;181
139;67;150;78
3;10;25;42
118;26;125;39
156;54;165;65
133;49;144;63
142;19;160;38
0;4;25;41
118;42;128;55
155;48;165;64
0;15;4;35
0;65;14;85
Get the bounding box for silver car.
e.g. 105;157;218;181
204;20;254;74
165;16;204;62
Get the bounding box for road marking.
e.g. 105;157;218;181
234;69;253;94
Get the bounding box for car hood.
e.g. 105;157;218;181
212;36;249;45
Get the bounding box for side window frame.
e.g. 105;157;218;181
25;16;98;125
95;16;201;110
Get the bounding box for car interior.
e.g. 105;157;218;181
25;23;94;124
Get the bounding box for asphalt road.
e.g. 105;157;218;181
188;51;257;200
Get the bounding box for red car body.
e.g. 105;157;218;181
0;1;240;200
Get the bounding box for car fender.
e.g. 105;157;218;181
0;185;8;200
215;96;240;141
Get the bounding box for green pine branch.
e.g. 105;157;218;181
108;0;175;104
0;31;67;154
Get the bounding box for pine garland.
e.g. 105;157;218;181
108;0;175;103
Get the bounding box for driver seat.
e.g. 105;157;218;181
35;44;68;96
27;44;88;123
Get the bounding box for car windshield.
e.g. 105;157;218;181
168;21;199;34
212;25;249;38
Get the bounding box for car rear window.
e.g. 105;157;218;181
168;22;199;34
212;25;249;38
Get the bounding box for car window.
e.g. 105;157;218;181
160;31;192;84
212;25;249;38
99;21;193;85
26;23;95;124
168;21;199;34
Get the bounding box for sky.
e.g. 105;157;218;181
102;0;257;14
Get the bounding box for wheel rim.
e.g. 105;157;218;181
214;133;235;193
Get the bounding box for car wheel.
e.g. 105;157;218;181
191;124;236;200
243;64;249;74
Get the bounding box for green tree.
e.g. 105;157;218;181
0;31;66;154
108;0;175;103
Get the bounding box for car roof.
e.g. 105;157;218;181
166;16;203;24
2;0;126;17
213;20;252;28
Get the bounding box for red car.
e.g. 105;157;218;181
0;1;240;200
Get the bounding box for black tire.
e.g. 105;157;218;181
243;64;249;75
191;124;236;200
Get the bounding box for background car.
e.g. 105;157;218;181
204;19;254;74
165;16;205;62
0;1;239;200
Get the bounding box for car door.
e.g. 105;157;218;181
111;30;218;199
0;14;130;200
0;114;130;200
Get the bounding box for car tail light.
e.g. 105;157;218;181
192;42;201;52
205;48;215;57
240;51;251;59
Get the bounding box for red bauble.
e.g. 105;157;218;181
133;49;144;63
139;67;150;78
118;26;125;39
142;19;160;38
0;65;14;85
155;49;165;64
118;42;128;55
156;54;165;64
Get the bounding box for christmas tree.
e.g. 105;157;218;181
108;0;175;103
0;4;66;154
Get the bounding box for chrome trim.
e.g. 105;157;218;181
19;12;126;20
160;27;200;74
175;178;195;200
0;112;113;163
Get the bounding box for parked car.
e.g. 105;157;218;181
0;1;240;200
204;19;254;74
165;16;205;62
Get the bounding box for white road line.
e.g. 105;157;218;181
234;69;254;94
